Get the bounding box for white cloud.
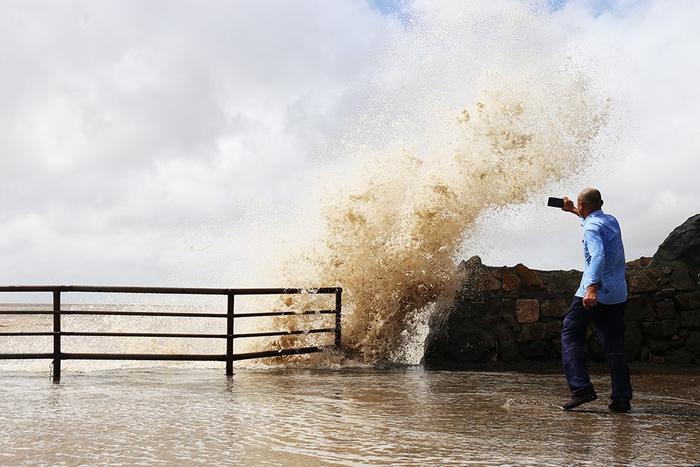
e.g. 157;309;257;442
0;0;398;286
0;0;698;291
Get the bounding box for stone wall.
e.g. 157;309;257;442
424;214;700;366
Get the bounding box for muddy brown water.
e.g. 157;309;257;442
0;367;698;465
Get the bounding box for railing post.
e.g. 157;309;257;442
226;292;234;376
334;288;342;349
52;289;61;383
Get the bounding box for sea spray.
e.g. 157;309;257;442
264;70;609;365
0;3;613;370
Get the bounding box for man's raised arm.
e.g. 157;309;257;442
562;196;581;217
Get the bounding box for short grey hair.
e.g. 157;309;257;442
578;188;603;209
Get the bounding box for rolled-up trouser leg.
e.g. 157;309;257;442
593;301;633;401
561;297;595;395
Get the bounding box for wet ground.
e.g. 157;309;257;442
0;367;698;465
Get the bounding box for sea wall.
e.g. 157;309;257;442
423;214;700;366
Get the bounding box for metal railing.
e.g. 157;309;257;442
0;285;342;382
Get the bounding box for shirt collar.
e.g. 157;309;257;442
582;209;604;227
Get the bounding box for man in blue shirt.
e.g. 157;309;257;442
560;188;633;412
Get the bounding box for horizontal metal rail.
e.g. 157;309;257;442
0;285;342;381
0;309;336;318
0;328;335;339
0;285;340;295
0;347;324;361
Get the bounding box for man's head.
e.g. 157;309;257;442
577;187;603;218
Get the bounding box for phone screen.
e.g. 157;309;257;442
548;197;564;208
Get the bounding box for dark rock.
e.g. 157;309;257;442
653;288;677;301
551;337;562;356
541;297;570;319
425;215;700;367
514;264;544;290
518;322;545;343
423;303;500;363
474;271;501;293
665;348;694;364
651;213;700;270
537;269;581;296
670;264;695;290
628;271;659;294
627;256;652;269
543;321;561;340
649;355;666;365
515;299;539;323
460;255;483;278
502;313;521;332
625;295;655;321
494;325;521;362
518;321;560;343
647;338;673;354
500;270;521;291
518;340;553;360
642;320;680;338
655;300;677;320
685;332;700;358
675;292;700;310
444;329;497;363
500;299;516;314
680;310;700;329
624;324;643;360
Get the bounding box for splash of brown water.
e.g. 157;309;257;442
265;70;609;364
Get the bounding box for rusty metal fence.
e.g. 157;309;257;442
0;285;342;382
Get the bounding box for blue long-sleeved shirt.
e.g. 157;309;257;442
575;209;628;304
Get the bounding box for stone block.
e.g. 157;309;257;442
502;313;521;332
642;320;680;338
541;297;570;319
655;300;677;320
684;332;700;358
514;264;544;289
628;272;658;294
624;324;643;360
665;348;694;364
680;310;700;329
501;270;521;291
647;338;673;353
518;322;544;343
649;355;666;365
670;264;694;290
542;321;561;340
625;295;655;321
519;340;553;360
474;271;501;293
516;299;540;323
445;329;498;363
653;288;677;301
676;292;700;310
494;325;521;362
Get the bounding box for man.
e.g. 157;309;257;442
559;188;633;412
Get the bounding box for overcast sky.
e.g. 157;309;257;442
1;0;698;290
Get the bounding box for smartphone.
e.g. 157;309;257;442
547;197;564;208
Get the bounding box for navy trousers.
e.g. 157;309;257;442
561;297;633;401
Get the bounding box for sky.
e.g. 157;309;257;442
1;0;699;290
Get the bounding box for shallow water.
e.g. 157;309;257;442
0;367;698;466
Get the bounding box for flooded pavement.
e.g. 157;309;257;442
0;367;698;465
